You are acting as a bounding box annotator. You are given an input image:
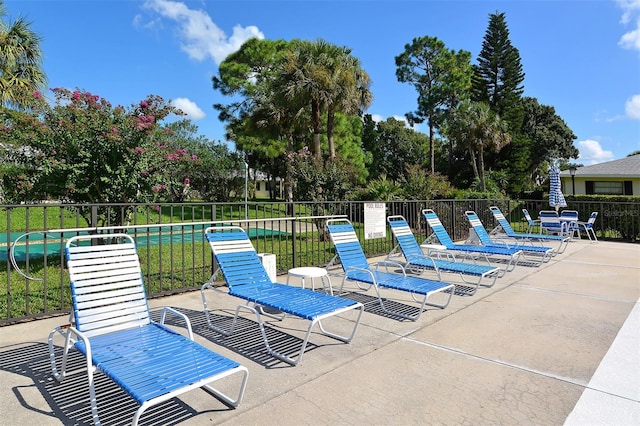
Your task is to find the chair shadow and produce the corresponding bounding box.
[331,289,444,321]
[151,307,319,369]
[0,341,206,426]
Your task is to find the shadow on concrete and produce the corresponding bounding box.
[151,308,319,369]
[0,342,205,425]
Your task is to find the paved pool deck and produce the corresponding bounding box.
[1,238,638,425]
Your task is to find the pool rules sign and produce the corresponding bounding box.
[364,202,386,240]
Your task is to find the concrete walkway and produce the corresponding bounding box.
[1,239,638,425]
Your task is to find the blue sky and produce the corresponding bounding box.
[6,0,640,164]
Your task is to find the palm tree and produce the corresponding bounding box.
[325,48,372,159]
[283,39,350,160]
[444,100,511,191]
[472,102,511,191]
[0,1,47,110]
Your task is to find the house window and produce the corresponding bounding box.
[256,182,261,191]
[592,181,624,195]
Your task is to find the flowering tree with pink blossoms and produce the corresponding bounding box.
[1,88,197,227]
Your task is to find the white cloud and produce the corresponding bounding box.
[577,139,615,165]
[172,97,205,120]
[617,0,640,24]
[616,0,640,50]
[619,27,640,49]
[142,0,264,64]
[625,94,640,119]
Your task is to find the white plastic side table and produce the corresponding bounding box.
[287,267,333,295]
[420,243,449,260]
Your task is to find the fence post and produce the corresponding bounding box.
[291,210,298,268]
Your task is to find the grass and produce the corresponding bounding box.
[0,202,305,235]
[0,221,354,321]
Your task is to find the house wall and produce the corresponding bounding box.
[254,179,283,199]
[561,177,640,196]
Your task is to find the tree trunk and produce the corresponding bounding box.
[311,100,322,159]
[479,147,487,192]
[327,107,336,159]
[469,149,480,180]
[429,122,435,174]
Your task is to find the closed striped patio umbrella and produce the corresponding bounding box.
[549,166,567,210]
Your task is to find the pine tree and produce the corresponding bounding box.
[472,11,525,119]
[473,11,527,195]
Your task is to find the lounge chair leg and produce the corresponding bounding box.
[48,324,74,382]
[316,304,364,343]
[200,366,249,408]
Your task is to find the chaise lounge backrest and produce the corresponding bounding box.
[67,234,151,337]
[205,228,274,290]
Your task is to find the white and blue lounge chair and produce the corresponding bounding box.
[326,218,455,321]
[386,215,500,295]
[522,208,541,233]
[48,234,249,426]
[489,206,570,254]
[577,211,599,241]
[201,226,364,366]
[421,209,523,274]
[465,211,555,264]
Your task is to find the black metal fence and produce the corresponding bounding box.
[2,199,638,324]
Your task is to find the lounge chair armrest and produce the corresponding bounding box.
[407,253,439,269]
[374,260,407,276]
[491,236,514,248]
[345,265,377,281]
[160,307,194,340]
[495,236,519,245]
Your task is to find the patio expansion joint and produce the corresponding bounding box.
[560,259,640,270]
[511,283,633,304]
[402,336,589,388]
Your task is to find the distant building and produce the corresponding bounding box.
[253,169,283,199]
[231,168,284,200]
[560,155,640,196]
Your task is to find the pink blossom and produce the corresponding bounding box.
[153,186,160,193]
[160,184,166,190]
[34,91,41,99]
[112,127,118,134]
[154,205,161,212]
[191,155,198,160]
[140,100,149,108]
[135,147,143,154]
[72,91,81,101]
[183,178,190,185]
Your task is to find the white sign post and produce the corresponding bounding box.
[364,202,386,240]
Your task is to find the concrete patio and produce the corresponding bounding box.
[1,238,638,425]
